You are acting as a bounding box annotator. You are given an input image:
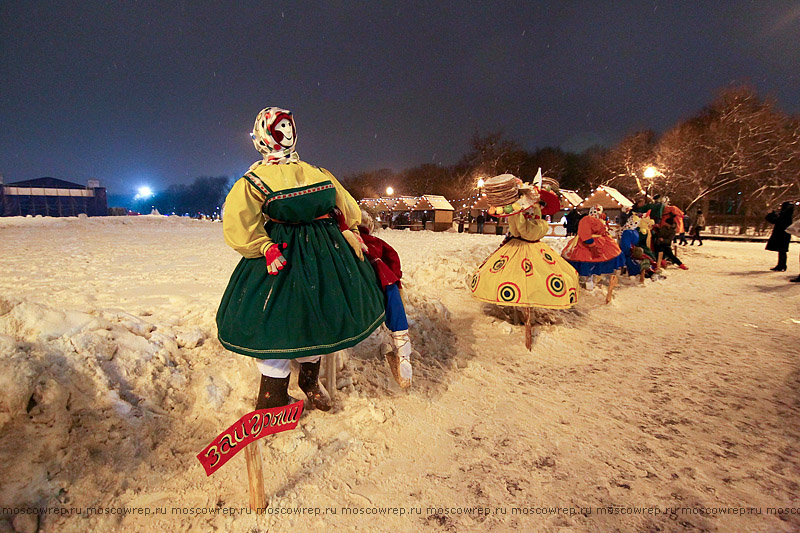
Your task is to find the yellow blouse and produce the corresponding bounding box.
[222,161,362,258]
[507,206,549,242]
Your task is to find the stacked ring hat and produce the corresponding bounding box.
[484,174,537,217]
[484,174,561,218]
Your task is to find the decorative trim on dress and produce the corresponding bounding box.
[265,182,335,206]
[218,311,386,357]
[244,172,273,196]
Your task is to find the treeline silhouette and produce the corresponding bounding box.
[133,85,799,221]
[340,85,800,218]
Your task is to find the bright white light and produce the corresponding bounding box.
[643,166,658,179]
[135,186,153,200]
[386,186,394,196]
[477,178,485,188]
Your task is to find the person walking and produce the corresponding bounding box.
[476,212,486,234]
[765,201,794,272]
[690,209,705,246]
[678,212,691,245]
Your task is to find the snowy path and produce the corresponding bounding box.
[1,217,799,532]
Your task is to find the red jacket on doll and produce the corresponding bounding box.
[358,225,403,288]
[331,208,402,288]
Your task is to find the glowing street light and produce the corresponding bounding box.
[643,166,658,179]
[135,186,154,200]
[386,186,394,196]
[477,177,485,189]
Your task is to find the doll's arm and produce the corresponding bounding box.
[222,178,274,258]
[322,168,362,231]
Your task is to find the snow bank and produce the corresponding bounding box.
[1,217,798,532]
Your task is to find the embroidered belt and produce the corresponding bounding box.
[510,235,542,244]
[268,213,331,224]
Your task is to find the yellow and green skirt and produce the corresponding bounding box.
[469,238,579,309]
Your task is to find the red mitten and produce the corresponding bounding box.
[265,243,288,275]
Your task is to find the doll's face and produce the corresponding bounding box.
[273,118,295,147]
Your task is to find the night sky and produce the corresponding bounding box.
[2,1,799,195]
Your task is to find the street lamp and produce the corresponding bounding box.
[641,166,661,199]
[477,178,485,189]
[386,186,394,196]
[134,186,153,201]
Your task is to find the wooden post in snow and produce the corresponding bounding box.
[524,307,533,351]
[244,437,266,511]
[325,351,337,401]
[656,251,664,272]
[606,274,618,304]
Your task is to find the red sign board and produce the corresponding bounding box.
[197,401,304,476]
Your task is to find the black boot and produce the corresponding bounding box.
[791,276,800,283]
[298,360,332,412]
[255,375,297,410]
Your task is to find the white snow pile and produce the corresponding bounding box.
[2,216,799,532]
[0,218,459,521]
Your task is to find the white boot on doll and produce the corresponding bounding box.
[383,330,413,389]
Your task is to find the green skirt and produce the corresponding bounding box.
[217,218,385,359]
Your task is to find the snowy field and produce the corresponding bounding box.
[1,215,799,532]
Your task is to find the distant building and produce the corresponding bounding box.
[0,176,108,217]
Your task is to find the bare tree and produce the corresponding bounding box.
[599,130,657,195]
[657,86,800,213]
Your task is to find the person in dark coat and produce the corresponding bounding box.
[653,216,688,270]
[619,207,632,229]
[678,213,691,245]
[690,209,705,246]
[765,201,794,271]
[476,213,486,234]
[565,208,581,236]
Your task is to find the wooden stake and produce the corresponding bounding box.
[325,351,337,401]
[656,251,664,272]
[606,274,618,304]
[639,268,646,284]
[244,441,266,511]
[524,307,533,351]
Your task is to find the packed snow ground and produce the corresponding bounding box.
[1,215,799,532]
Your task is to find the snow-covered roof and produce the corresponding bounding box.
[600,186,634,207]
[379,197,398,210]
[422,195,454,211]
[413,197,434,210]
[358,198,380,209]
[395,196,419,210]
[360,195,453,211]
[559,189,583,208]
[580,185,633,209]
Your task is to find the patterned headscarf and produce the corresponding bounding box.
[588,206,603,218]
[251,107,300,165]
[622,213,641,231]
